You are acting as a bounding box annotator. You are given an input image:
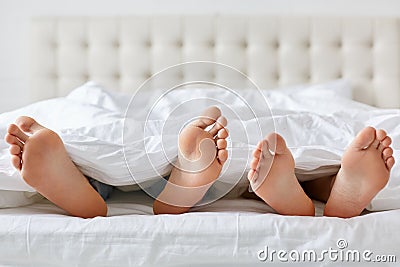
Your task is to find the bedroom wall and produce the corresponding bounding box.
[1,0,400,113]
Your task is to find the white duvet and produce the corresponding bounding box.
[0,81,399,211]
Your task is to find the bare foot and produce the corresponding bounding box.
[153,106,229,214]
[324,127,395,218]
[248,133,314,216]
[5,116,107,218]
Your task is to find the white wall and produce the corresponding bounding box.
[1,0,400,113]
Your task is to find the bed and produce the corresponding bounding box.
[1,16,400,266]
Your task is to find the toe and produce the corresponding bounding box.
[386,157,395,171]
[378,143,385,153]
[216,139,227,149]
[209,116,227,136]
[252,148,261,159]
[382,147,393,161]
[252,142,263,159]
[7,124,29,142]
[9,145,21,155]
[250,157,260,169]
[217,149,228,164]
[376,129,387,142]
[11,155,21,170]
[381,136,392,147]
[378,135,392,152]
[260,140,272,158]
[351,126,376,150]
[247,169,258,182]
[5,134,24,148]
[191,106,221,129]
[15,116,44,133]
[265,133,288,155]
[255,140,263,150]
[217,128,229,139]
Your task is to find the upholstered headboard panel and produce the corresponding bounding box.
[30,16,400,108]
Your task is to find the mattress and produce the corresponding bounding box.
[0,189,399,267]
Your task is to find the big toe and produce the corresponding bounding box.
[15,116,44,133]
[350,126,376,150]
[191,106,222,129]
[265,133,288,155]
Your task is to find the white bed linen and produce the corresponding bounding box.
[0,80,353,192]
[0,189,399,267]
[0,80,400,211]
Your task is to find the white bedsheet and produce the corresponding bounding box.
[0,81,400,211]
[0,189,398,267]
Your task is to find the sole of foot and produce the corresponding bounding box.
[153,106,229,214]
[248,133,314,216]
[324,127,394,218]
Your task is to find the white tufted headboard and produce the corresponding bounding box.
[30,16,400,108]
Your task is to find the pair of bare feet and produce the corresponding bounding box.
[247,127,394,217]
[4,107,395,218]
[153,107,395,218]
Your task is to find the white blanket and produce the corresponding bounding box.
[0,81,399,211]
